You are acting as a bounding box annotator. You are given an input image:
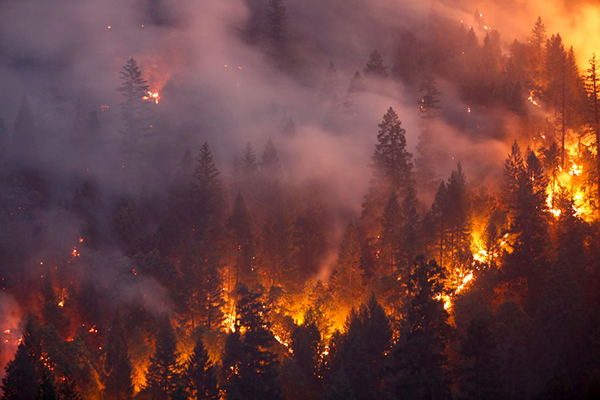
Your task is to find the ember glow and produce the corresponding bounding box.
[142,91,160,104]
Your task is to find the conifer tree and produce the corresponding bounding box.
[362,107,414,247]
[363,49,388,78]
[145,317,181,399]
[260,137,282,187]
[444,163,472,282]
[1,343,39,400]
[457,318,504,400]
[185,335,219,400]
[192,142,224,257]
[398,185,420,283]
[241,142,259,177]
[329,294,391,400]
[503,145,550,313]
[533,191,587,398]
[329,221,363,309]
[104,316,134,400]
[530,17,547,96]
[222,285,282,400]
[428,180,448,268]
[291,321,321,391]
[391,256,452,400]
[347,71,364,94]
[416,76,441,197]
[232,142,259,203]
[117,58,153,151]
[194,142,222,198]
[202,256,225,331]
[372,107,413,193]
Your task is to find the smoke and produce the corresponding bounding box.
[0,0,592,352]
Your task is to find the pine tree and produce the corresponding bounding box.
[260,137,282,187]
[347,71,364,94]
[503,146,550,314]
[444,163,472,285]
[1,343,40,400]
[185,335,219,400]
[192,142,224,257]
[456,318,504,400]
[117,58,153,151]
[363,49,388,78]
[291,321,321,391]
[145,317,181,399]
[104,316,134,400]
[329,221,364,309]
[241,142,259,177]
[530,17,547,96]
[362,107,414,248]
[398,185,420,284]
[372,107,413,192]
[482,30,503,76]
[416,76,441,198]
[428,180,449,269]
[202,256,225,331]
[533,190,587,398]
[391,256,452,400]
[195,142,221,197]
[502,141,525,212]
[329,294,392,400]
[539,141,561,200]
[233,142,259,196]
[222,285,282,400]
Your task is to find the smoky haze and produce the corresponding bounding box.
[0,0,588,373]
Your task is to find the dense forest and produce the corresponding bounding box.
[2,0,600,399]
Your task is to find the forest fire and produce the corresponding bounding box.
[142,91,160,104]
[3,1,600,399]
